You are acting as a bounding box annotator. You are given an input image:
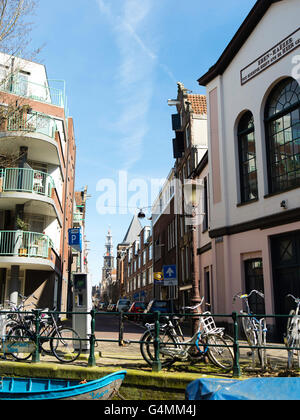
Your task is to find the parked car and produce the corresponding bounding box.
[127,301,147,321]
[116,299,131,313]
[142,300,175,324]
[97,302,106,311]
[107,303,117,312]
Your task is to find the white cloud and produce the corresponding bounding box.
[97,0,175,170]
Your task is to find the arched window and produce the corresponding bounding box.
[238,111,258,203]
[265,78,300,193]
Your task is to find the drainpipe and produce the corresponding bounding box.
[60,118,71,311]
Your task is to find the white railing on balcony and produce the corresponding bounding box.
[0,231,53,259]
[6,111,57,139]
[0,77,64,108]
[0,168,54,198]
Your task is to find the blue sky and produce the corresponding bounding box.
[30,0,257,286]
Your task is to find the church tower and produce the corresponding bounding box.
[100,228,115,302]
[103,228,114,271]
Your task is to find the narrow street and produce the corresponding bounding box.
[94,313,146,342]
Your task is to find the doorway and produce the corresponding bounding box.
[271,231,300,338]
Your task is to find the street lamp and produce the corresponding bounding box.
[137,209,146,219]
[184,179,205,334]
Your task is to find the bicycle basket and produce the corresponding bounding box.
[200,312,224,335]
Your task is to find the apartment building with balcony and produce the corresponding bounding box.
[0,53,76,312]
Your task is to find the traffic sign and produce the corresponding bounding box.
[68,228,82,252]
[163,265,177,286]
[154,272,164,285]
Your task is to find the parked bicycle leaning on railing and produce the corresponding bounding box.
[284,294,300,370]
[140,298,234,372]
[0,297,82,364]
[233,290,268,369]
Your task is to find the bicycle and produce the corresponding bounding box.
[233,289,267,369]
[140,298,234,372]
[5,307,82,363]
[284,294,300,370]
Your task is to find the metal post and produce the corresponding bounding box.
[32,309,41,363]
[152,311,161,372]
[232,311,241,378]
[191,221,201,335]
[119,311,124,346]
[88,309,96,367]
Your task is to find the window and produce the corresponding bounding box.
[16,72,28,96]
[265,78,300,193]
[185,124,190,148]
[238,111,258,202]
[185,247,189,280]
[244,259,265,315]
[203,177,208,231]
[167,220,176,250]
[149,244,152,260]
[144,227,151,244]
[142,271,146,287]
[148,266,153,284]
[204,269,211,307]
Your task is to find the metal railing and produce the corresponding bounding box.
[0,231,53,258]
[0,77,64,108]
[0,309,299,377]
[0,168,55,198]
[6,111,57,139]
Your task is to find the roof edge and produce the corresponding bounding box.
[197,0,283,86]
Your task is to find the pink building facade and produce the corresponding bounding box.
[198,0,300,338]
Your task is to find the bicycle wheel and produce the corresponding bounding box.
[50,327,82,363]
[257,319,267,369]
[140,329,177,368]
[7,325,35,361]
[286,310,296,340]
[286,310,300,369]
[241,314,257,348]
[39,323,53,355]
[206,334,234,372]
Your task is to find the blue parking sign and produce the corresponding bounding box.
[68,228,82,252]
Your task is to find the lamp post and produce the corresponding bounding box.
[184,179,204,335]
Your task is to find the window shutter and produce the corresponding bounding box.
[171,114,181,131]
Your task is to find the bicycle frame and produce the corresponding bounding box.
[144,300,224,361]
[233,290,267,369]
[285,294,300,369]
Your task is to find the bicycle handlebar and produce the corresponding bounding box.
[233,289,264,302]
[286,294,300,304]
[182,297,205,311]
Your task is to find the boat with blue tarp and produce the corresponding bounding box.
[186,377,300,400]
[0,370,126,400]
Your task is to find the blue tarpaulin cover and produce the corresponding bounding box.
[186,377,300,400]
